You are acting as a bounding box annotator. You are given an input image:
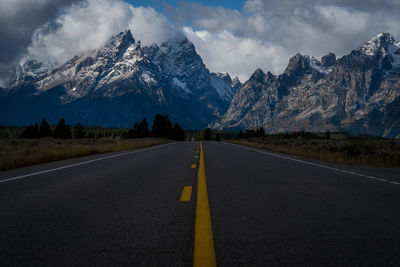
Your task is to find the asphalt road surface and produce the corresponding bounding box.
[1,141,400,266]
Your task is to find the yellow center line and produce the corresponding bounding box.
[194,155,199,159]
[191,163,197,169]
[193,141,216,267]
[180,186,192,202]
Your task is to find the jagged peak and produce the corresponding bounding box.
[116,30,135,43]
[232,76,241,84]
[93,29,138,61]
[286,53,311,65]
[369,32,395,44]
[216,72,230,78]
[253,68,265,75]
[283,53,335,76]
[358,32,398,56]
[159,37,195,55]
[321,52,336,67]
[105,30,135,50]
[288,53,321,64]
[214,72,232,84]
[284,53,311,76]
[292,53,304,59]
[249,68,266,81]
[265,71,275,79]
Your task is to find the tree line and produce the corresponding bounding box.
[237,128,333,140]
[238,127,265,139]
[21,114,185,141]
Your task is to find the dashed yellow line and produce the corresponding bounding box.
[180,186,192,202]
[191,163,197,169]
[194,155,199,159]
[193,142,216,267]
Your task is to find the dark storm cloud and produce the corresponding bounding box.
[0,0,83,83]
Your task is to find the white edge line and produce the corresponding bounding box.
[225,142,399,185]
[0,142,175,184]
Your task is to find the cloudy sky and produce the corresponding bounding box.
[1,0,400,84]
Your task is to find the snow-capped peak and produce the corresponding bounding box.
[9,59,54,86]
[358,32,398,56]
[109,30,135,48]
[96,30,136,61]
[355,32,400,72]
[284,53,333,77]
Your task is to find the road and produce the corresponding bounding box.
[1,141,400,266]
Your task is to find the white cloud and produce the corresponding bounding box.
[24,0,181,66]
[5,0,400,85]
[183,27,290,81]
[166,0,400,81]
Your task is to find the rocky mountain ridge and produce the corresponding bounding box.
[212,32,400,138]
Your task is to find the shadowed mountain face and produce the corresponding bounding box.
[1,30,239,129]
[211,33,400,138]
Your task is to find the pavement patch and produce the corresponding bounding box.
[227,142,400,187]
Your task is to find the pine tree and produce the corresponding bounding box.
[74,123,85,139]
[172,123,185,141]
[55,118,72,139]
[22,123,40,138]
[152,114,172,138]
[33,123,40,138]
[39,118,51,137]
[138,119,150,137]
[238,130,244,139]
[22,124,35,138]
[215,133,221,141]
[204,128,212,140]
[325,129,331,139]
[258,127,265,137]
[127,122,139,138]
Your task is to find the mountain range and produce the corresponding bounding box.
[212,32,400,138]
[1,31,400,137]
[1,30,238,129]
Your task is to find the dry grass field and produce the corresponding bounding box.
[0,138,170,171]
[230,137,400,168]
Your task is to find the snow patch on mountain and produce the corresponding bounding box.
[357,32,400,73]
[306,55,334,74]
[141,72,157,85]
[359,32,395,56]
[173,77,190,93]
